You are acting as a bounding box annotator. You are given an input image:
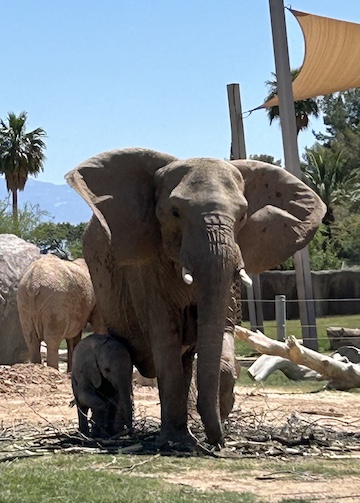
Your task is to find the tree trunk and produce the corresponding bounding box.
[235,325,360,390]
[12,189,18,225]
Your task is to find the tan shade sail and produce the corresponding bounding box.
[260,9,360,109]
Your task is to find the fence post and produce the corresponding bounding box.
[275,294,286,341]
[268,0,319,351]
[227,83,264,333]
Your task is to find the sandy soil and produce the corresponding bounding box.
[1,362,360,502]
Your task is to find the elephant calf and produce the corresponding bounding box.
[71,333,133,438]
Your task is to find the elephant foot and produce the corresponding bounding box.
[157,426,197,452]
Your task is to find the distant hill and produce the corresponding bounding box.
[0,178,92,224]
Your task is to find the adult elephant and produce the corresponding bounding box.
[66,148,326,447]
[17,254,105,372]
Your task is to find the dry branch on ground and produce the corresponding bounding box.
[235,325,360,390]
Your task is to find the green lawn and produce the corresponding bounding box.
[1,454,359,503]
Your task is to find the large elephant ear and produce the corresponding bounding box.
[66,148,177,264]
[231,159,326,274]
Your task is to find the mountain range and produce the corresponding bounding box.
[0,178,92,225]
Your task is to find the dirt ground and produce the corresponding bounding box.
[1,362,360,502]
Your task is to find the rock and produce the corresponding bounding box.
[248,354,322,381]
[331,346,360,364]
[327,327,360,350]
[0,234,40,364]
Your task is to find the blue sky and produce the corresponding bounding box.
[1,1,359,185]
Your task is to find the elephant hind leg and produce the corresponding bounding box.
[28,335,42,365]
[21,319,41,364]
[45,339,60,370]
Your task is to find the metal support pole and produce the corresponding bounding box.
[275,294,286,341]
[227,83,247,160]
[227,83,264,333]
[268,0,318,350]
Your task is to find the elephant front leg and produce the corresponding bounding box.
[148,310,196,449]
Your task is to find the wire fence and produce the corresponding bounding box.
[239,296,360,345]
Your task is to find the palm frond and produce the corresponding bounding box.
[0,111,47,217]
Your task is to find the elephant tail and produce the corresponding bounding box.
[17,286,43,342]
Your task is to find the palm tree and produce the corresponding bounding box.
[0,112,46,223]
[264,69,320,135]
[302,145,360,237]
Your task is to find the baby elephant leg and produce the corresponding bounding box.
[77,403,90,436]
[79,392,108,438]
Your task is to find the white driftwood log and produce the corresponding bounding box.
[235,325,360,390]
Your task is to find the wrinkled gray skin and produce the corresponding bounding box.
[66,148,326,447]
[71,333,133,438]
[0,234,40,365]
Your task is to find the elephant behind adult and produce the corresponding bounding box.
[17,254,105,372]
[0,234,41,365]
[66,148,326,447]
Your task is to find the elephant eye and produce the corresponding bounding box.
[172,208,180,218]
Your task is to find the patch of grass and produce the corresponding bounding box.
[1,454,359,503]
[0,455,256,503]
[235,368,324,392]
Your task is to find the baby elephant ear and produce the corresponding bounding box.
[66,148,176,264]
[231,159,326,274]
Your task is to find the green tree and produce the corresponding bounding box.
[0,112,46,223]
[274,226,342,271]
[302,145,360,234]
[315,90,360,177]
[308,227,342,270]
[317,88,360,141]
[0,197,85,259]
[0,197,51,239]
[30,221,86,259]
[249,154,282,166]
[332,211,360,267]
[264,68,320,135]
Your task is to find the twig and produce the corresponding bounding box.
[118,453,161,472]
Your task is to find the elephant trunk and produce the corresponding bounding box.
[186,214,243,445]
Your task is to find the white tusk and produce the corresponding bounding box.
[182,267,193,285]
[239,268,253,288]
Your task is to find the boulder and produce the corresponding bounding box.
[327,327,360,351]
[332,345,360,364]
[0,234,40,364]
